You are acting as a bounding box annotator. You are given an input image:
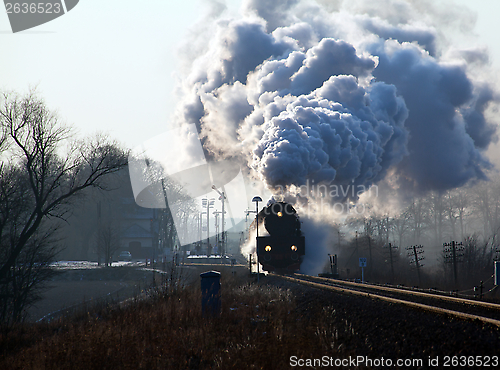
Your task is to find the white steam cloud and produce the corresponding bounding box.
[172,0,499,272]
[176,0,497,197]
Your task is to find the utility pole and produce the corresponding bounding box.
[245,211,250,239]
[202,198,215,255]
[367,234,373,275]
[443,241,464,287]
[364,220,373,270]
[244,208,257,274]
[407,245,425,286]
[213,211,220,253]
[198,213,202,253]
[345,230,359,269]
[252,196,262,282]
[389,242,395,281]
[386,216,390,245]
[212,186,227,256]
[97,201,101,266]
[385,242,398,283]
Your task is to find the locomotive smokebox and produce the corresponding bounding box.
[263,202,301,237]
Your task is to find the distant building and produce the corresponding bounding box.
[119,198,158,259]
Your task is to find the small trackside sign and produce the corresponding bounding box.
[359,257,367,267]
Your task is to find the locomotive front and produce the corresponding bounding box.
[257,202,305,272]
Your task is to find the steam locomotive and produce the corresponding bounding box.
[257,202,305,272]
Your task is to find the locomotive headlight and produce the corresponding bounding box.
[277,211,283,217]
[291,245,298,251]
[265,245,272,252]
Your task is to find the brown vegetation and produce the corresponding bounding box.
[1,269,500,369]
[1,270,303,369]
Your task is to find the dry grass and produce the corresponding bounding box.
[0,271,328,369]
[3,268,499,369]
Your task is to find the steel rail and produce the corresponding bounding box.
[301,274,500,311]
[279,274,500,328]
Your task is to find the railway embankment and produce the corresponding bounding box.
[1,269,499,369]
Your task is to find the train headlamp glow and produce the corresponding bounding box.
[291,245,298,251]
[277,211,283,217]
[265,245,272,252]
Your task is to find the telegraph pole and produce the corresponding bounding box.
[385,242,398,283]
[389,242,395,281]
[407,245,425,286]
[252,196,262,282]
[443,241,464,287]
[213,211,220,253]
[367,234,373,275]
[202,198,215,255]
[212,186,226,256]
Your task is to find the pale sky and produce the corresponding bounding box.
[1,0,499,149]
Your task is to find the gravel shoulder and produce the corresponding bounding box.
[266,275,500,359]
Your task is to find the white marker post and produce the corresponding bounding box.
[495,261,500,286]
[359,257,367,283]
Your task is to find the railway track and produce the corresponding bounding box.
[276,273,500,327]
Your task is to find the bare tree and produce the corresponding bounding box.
[0,89,128,327]
[390,210,412,247]
[445,187,470,241]
[0,119,7,153]
[472,180,500,238]
[428,191,446,247]
[0,224,60,327]
[95,221,121,267]
[59,167,134,261]
[406,197,428,245]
